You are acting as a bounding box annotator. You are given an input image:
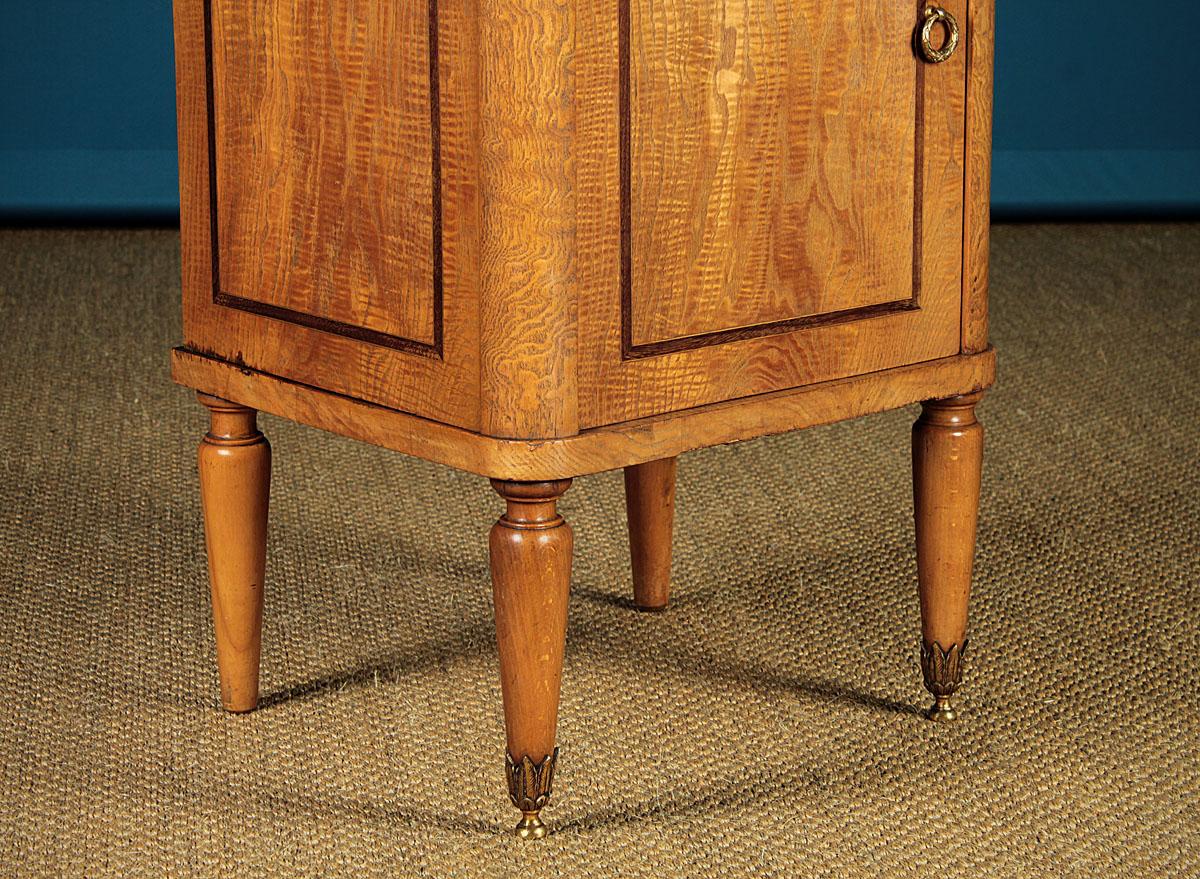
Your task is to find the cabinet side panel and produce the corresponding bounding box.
[210,0,436,346]
[174,0,215,348]
[173,0,481,430]
[962,0,993,354]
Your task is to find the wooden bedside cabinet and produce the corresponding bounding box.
[171,0,995,836]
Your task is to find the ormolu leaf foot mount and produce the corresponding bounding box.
[921,640,968,722]
[505,748,558,839]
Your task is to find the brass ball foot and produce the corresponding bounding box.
[926,696,958,722]
[514,811,548,839]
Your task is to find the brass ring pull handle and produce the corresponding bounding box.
[916,6,960,63]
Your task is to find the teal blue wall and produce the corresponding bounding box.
[990,2,1200,216]
[2,1,1198,219]
[0,2,178,219]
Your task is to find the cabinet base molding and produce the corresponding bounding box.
[173,347,995,482]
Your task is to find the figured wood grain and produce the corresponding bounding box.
[627,0,917,347]
[577,0,968,428]
[210,0,437,345]
[962,0,994,354]
[477,0,579,438]
[173,347,995,481]
[174,0,480,429]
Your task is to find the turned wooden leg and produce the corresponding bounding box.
[489,479,573,839]
[197,393,270,713]
[624,457,677,611]
[912,392,984,722]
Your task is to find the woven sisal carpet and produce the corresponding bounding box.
[0,224,1197,877]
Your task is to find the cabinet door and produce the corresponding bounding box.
[578,0,969,427]
[174,0,480,428]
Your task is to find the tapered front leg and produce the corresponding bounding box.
[197,393,271,713]
[912,392,984,722]
[489,479,573,838]
[624,457,677,611]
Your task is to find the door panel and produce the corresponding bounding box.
[629,0,917,347]
[578,0,967,427]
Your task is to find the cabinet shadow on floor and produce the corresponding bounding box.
[570,585,925,718]
[253,623,495,710]
[246,601,922,720]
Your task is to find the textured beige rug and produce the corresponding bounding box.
[0,224,1197,877]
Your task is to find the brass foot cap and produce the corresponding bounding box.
[927,697,958,722]
[514,812,548,840]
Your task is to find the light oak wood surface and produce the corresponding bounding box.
[489,480,573,763]
[913,393,983,651]
[176,0,985,437]
[962,0,995,354]
[477,0,579,439]
[628,0,916,345]
[576,0,968,427]
[197,393,271,712]
[174,0,481,429]
[624,458,677,610]
[211,0,436,345]
[171,0,997,834]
